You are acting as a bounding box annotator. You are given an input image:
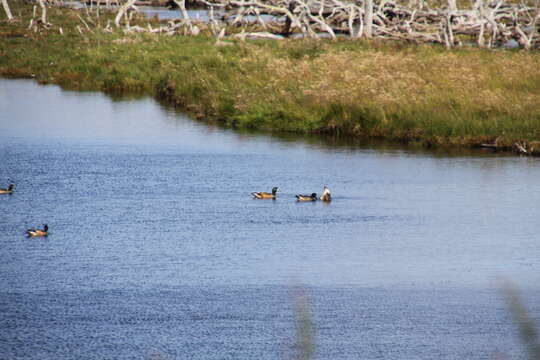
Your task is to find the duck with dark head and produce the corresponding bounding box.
[295,192,318,202]
[0,184,14,194]
[26,224,48,237]
[251,187,279,199]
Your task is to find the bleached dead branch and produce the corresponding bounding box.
[185,0,539,48]
[43,0,539,49]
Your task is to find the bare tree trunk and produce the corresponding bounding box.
[282,2,295,36]
[208,5,221,35]
[364,0,373,38]
[1,0,13,20]
[348,5,355,38]
[37,0,47,24]
[115,0,136,27]
[447,0,457,11]
[475,0,484,47]
[173,0,190,23]
[173,0,200,35]
[446,13,454,46]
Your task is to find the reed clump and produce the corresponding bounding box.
[1,3,539,152]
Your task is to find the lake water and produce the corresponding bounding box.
[137,6,276,23]
[139,7,217,21]
[0,79,539,360]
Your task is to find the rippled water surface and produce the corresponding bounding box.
[1,79,539,359]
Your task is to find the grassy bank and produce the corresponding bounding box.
[1,3,540,153]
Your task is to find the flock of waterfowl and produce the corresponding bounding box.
[252,185,332,202]
[1,183,331,238]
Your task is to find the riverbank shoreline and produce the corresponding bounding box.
[1,3,539,156]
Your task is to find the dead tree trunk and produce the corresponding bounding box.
[37,0,48,24]
[173,0,190,22]
[364,0,373,38]
[1,0,14,20]
[281,2,295,37]
[115,0,136,27]
[172,0,200,35]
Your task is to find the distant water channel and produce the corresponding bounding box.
[138,6,276,23]
[139,7,216,21]
[1,79,539,360]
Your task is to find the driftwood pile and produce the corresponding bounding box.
[4,0,538,48]
[187,0,540,49]
[113,0,540,49]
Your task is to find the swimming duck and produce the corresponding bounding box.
[320,185,332,202]
[251,187,279,199]
[0,184,14,194]
[26,224,48,237]
[295,193,318,202]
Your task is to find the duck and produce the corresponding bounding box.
[295,193,318,202]
[26,224,48,237]
[320,185,332,202]
[251,187,279,199]
[0,184,14,194]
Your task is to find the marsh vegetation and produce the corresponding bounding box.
[1,1,540,153]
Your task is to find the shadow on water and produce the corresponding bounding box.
[154,99,517,159]
[501,281,540,360]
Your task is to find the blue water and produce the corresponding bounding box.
[0,79,539,359]
[139,7,218,21]
[138,6,275,22]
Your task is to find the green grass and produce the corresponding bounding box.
[1,2,540,152]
